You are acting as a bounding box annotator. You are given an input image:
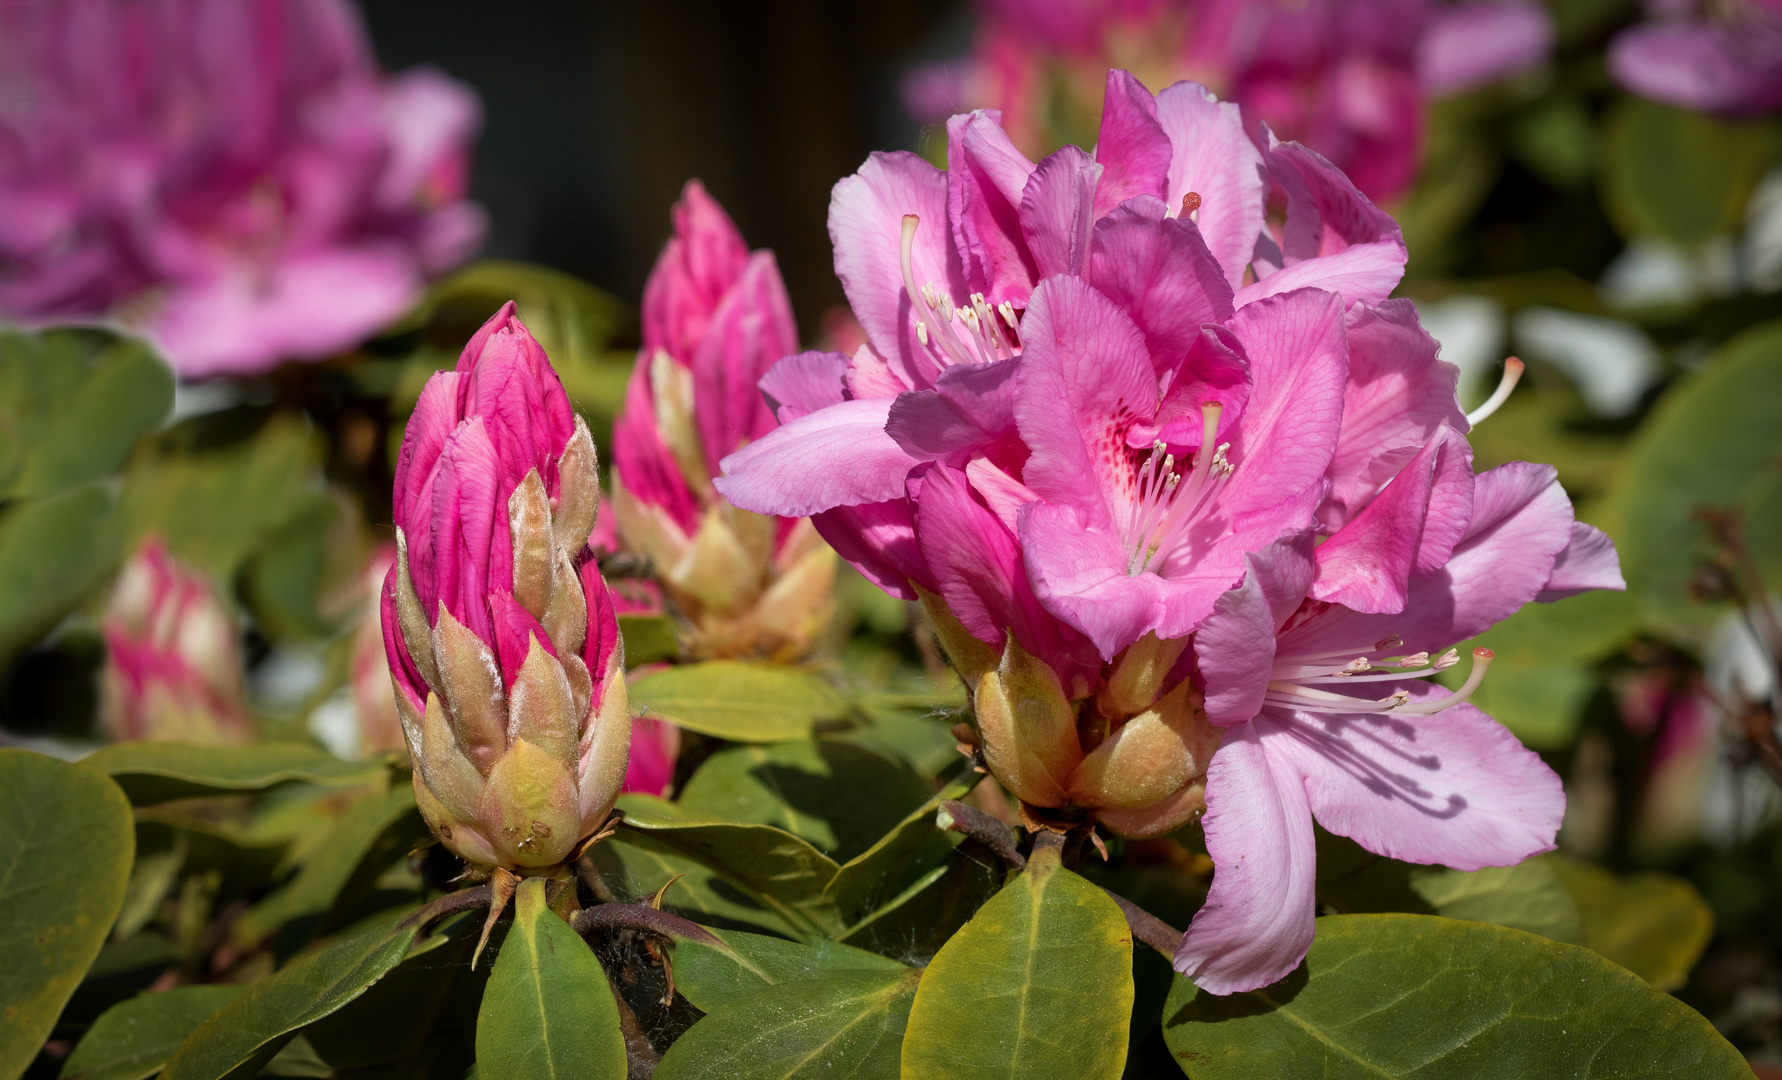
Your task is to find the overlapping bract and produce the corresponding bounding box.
[907,0,1552,202]
[0,0,485,377]
[383,303,629,874]
[101,538,255,745]
[611,180,835,660]
[719,71,1626,994]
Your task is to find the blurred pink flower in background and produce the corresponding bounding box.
[101,537,255,744]
[351,542,407,756]
[908,0,1552,202]
[1610,0,1782,114]
[0,0,485,378]
[622,717,681,796]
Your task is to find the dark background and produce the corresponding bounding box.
[358,0,967,338]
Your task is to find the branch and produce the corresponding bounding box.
[572,902,724,947]
[1100,887,1182,958]
[396,884,492,934]
[936,799,1025,868]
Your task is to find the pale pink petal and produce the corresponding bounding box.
[1020,145,1103,280]
[1197,538,1316,727]
[1174,723,1318,995]
[1154,80,1266,292]
[715,399,916,518]
[886,357,1019,462]
[845,343,912,400]
[759,350,848,423]
[1536,523,1625,602]
[948,110,1038,306]
[1418,0,1554,98]
[1261,699,1563,870]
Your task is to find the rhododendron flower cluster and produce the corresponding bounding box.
[719,71,1625,993]
[383,303,630,875]
[907,0,1552,202]
[611,181,836,661]
[101,537,256,745]
[1610,0,1782,114]
[0,0,485,378]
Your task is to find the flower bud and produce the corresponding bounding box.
[383,302,630,874]
[101,538,255,745]
[611,181,835,660]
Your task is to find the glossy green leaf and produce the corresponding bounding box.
[0,327,172,501]
[0,751,135,1080]
[629,661,847,742]
[654,968,919,1080]
[615,795,842,938]
[834,850,1003,960]
[475,878,626,1080]
[670,927,905,1014]
[901,844,1133,1080]
[0,483,118,664]
[676,739,932,860]
[617,613,680,665]
[1548,855,1714,990]
[824,767,977,921]
[83,742,385,805]
[1604,319,1782,630]
[1409,859,1585,944]
[158,907,435,1080]
[59,986,241,1080]
[1601,98,1779,245]
[1162,913,1748,1078]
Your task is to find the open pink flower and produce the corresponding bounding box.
[610,181,834,660]
[1610,0,1782,114]
[1179,461,1623,993]
[0,0,484,377]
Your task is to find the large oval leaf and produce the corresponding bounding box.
[1162,913,1748,1078]
[1547,855,1714,990]
[475,878,626,1080]
[83,742,385,805]
[629,661,846,741]
[654,969,919,1080]
[0,750,135,1080]
[670,927,905,1014]
[59,986,240,1080]
[901,843,1134,1080]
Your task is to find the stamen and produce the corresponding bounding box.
[1399,652,1429,668]
[998,302,1018,328]
[1391,648,1494,715]
[1466,358,1524,426]
[900,215,975,367]
[1375,635,1404,651]
[1432,648,1460,671]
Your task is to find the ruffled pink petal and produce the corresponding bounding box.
[948,110,1038,306]
[1091,69,1172,217]
[1174,722,1318,995]
[428,415,499,642]
[392,369,462,538]
[811,498,931,601]
[1020,145,1103,280]
[1197,537,1316,727]
[1154,80,1267,293]
[692,250,799,471]
[1536,523,1625,602]
[829,151,962,390]
[611,359,701,536]
[715,399,917,518]
[759,350,848,422]
[886,357,1019,463]
[1237,141,1406,307]
[1088,196,1236,378]
[1261,697,1563,870]
[1136,324,1250,451]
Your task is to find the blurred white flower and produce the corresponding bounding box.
[1513,307,1661,417]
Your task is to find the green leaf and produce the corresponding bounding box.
[0,327,172,501]
[83,742,386,805]
[823,768,977,922]
[629,661,847,741]
[1601,98,1780,245]
[675,739,932,860]
[1162,913,1748,1078]
[618,613,680,665]
[1547,854,1714,990]
[670,927,906,1014]
[901,844,1133,1080]
[229,785,424,946]
[1409,859,1585,944]
[1457,588,1638,749]
[834,852,1002,960]
[475,878,626,1080]
[581,836,801,938]
[158,907,435,1080]
[0,483,118,664]
[654,969,919,1080]
[59,986,241,1080]
[0,750,136,1080]
[614,795,842,938]
[1603,318,1782,631]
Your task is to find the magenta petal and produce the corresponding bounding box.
[1141,325,1251,450]
[1174,723,1318,995]
[1013,275,1156,529]
[429,416,500,642]
[380,572,428,714]
[612,360,701,535]
[715,399,917,518]
[1088,196,1236,377]
[1154,80,1266,293]
[622,718,680,797]
[581,558,622,691]
[1221,288,1349,517]
[829,151,962,390]
[1240,142,1406,307]
[845,343,911,400]
[948,110,1039,306]
[393,369,462,535]
[1322,300,1468,531]
[490,588,555,689]
[760,350,848,422]
[692,250,799,470]
[1536,523,1625,602]
[1091,69,1172,217]
[1197,538,1316,727]
[1263,699,1563,870]
[1019,501,1162,660]
[1020,145,1103,280]
[812,498,930,601]
[886,357,1018,462]
[642,180,750,362]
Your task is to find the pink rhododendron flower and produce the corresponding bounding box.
[383,302,629,873]
[1610,0,1782,113]
[350,543,407,756]
[909,0,1552,202]
[622,717,682,797]
[611,181,835,660]
[0,0,485,377]
[102,538,255,744]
